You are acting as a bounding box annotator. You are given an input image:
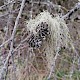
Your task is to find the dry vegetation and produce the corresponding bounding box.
[0,0,80,80]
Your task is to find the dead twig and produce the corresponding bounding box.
[0,0,15,10]
[47,52,59,80]
[62,2,80,19]
[0,8,20,18]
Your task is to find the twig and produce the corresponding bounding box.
[29,0,61,8]
[68,41,79,80]
[0,9,20,48]
[30,0,33,19]
[47,52,59,80]
[23,0,80,20]
[0,38,12,48]
[62,2,80,19]
[7,0,17,79]
[69,58,75,80]
[78,57,80,71]
[0,0,26,79]
[0,8,20,18]
[0,0,15,10]
[12,34,31,53]
[0,0,14,79]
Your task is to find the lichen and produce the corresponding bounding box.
[26,11,76,70]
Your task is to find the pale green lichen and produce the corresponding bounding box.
[26,11,76,70]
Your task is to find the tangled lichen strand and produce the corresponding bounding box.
[26,11,73,69]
